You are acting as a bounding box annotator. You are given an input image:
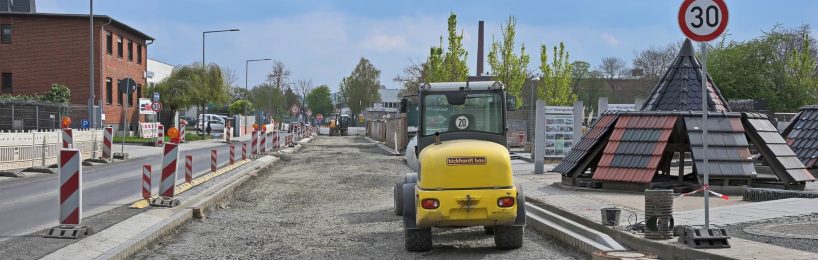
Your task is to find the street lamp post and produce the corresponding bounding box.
[200,28,239,138]
[245,58,272,134]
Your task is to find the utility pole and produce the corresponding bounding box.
[89,0,95,129]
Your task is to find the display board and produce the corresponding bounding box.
[544,106,574,157]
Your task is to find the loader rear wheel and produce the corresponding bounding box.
[484,226,495,235]
[404,228,432,251]
[494,225,523,249]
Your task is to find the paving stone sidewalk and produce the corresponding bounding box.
[510,159,818,259]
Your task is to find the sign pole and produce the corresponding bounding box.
[701,41,710,228]
[679,0,728,230]
[122,80,128,155]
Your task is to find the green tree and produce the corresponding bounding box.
[571,61,591,88]
[306,85,334,116]
[709,25,818,112]
[442,12,469,82]
[188,64,231,135]
[249,83,285,119]
[540,43,575,105]
[340,57,382,116]
[228,99,254,115]
[424,41,446,82]
[41,84,71,103]
[488,16,530,105]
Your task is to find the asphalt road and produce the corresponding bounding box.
[136,136,583,259]
[0,137,262,241]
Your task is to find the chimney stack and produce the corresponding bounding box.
[477,21,484,76]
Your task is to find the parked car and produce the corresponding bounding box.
[196,114,226,133]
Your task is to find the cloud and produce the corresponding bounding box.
[362,33,408,52]
[600,32,620,47]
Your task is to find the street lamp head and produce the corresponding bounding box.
[229,29,240,31]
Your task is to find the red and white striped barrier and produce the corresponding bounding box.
[211,149,217,173]
[251,130,258,156]
[180,124,186,143]
[273,131,280,151]
[142,164,151,200]
[260,130,267,154]
[59,149,82,225]
[156,124,165,147]
[225,127,232,143]
[230,145,235,165]
[102,127,112,160]
[62,128,73,149]
[242,143,247,160]
[185,155,193,183]
[159,143,179,198]
[678,184,730,200]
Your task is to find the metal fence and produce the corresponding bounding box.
[0,129,102,171]
[0,101,100,131]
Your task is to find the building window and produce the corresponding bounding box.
[127,40,133,61]
[0,24,10,44]
[105,78,112,104]
[117,36,123,58]
[137,45,142,64]
[1,73,11,93]
[106,32,112,54]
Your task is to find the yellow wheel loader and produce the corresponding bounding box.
[395,81,525,251]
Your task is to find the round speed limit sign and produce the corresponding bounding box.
[678,0,729,42]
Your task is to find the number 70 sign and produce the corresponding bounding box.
[678,0,729,42]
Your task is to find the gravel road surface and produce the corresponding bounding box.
[136,136,583,259]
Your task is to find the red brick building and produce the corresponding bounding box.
[0,12,153,130]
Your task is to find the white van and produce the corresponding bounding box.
[197,114,226,133]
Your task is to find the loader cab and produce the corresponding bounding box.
[417,81,512,154]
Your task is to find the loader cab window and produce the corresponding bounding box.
[422,92,503,136]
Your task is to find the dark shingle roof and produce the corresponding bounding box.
[783,106,818,169]
[641,39,729,112]
[553,112,619,175]
[684,114,754,178]
[593,114,677,183]
[745,113,814,182]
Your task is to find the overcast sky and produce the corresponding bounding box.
[39,0,818,92]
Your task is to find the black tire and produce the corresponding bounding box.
[405,228,432,251]
[484,226,495,235]
[394,182,403,216]
[494,225,524,249]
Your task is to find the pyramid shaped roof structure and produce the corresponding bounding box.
[640,39,730,112]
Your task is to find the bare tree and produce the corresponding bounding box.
[394,59,427,98]
[597,56,627,80]
[295,79,314,107]
[632,42,681,80]
[266,61,291,89]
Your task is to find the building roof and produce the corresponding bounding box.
[0,12,153,40]
[641,39,729,112]
[379,88,401,103]
[553,112,618,175]
[747,113,814,182]
[593,114,677,183]
[783,106,818,169]
[684,114,755,178]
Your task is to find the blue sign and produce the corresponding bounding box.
[81,119,90,129]
[153,92,160,102]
